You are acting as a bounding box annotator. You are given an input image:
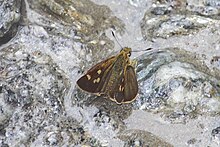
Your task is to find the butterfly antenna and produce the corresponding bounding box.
[111,31,123,49]
[132,47,153,52]
[111,31,153,52]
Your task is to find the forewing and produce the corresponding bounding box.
[108,65,138,104]
[77,56,115,94]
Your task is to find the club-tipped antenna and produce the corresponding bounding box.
[111,31,123,49]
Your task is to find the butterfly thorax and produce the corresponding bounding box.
[101,48,131,94]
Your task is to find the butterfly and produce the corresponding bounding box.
[76,47,138,104]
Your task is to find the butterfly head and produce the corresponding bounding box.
[120,47,131,57]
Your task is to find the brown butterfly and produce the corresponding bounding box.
[76,47,138,104]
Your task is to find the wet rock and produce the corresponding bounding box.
[141,12,214,40]
[27,0,124,50]
[211,126,220,144]
[141,0,220,40]
[0,0,127,146]
[39,116,101,146]
[0,48,68,109]
[187,0,220,17]
[10,0,125,75]
[0,47,102,146]
[118,129,173,147]
[0,47,69,146]
[0,0,21,45]
[134,48,220,123]
[1,0,220,146]
[73,91,132,132]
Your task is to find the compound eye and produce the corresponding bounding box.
[128,51,131,57]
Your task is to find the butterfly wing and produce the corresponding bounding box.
[77,56,115,94]
[123,65,138,103]
[108,65,138,104]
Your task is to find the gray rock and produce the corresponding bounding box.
[0,0,21,45]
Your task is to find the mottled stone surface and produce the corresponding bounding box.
[0,0,21,45]
[119,129,172,147]
[135,48,220,122]
[0,0,220,146]
[141,0,220,40]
